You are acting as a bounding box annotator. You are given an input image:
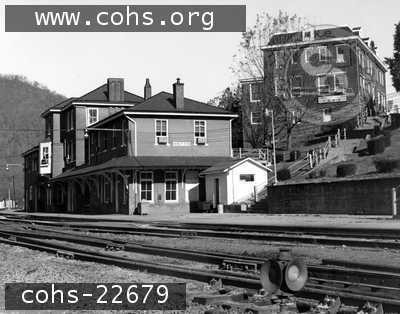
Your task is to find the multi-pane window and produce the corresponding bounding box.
[140,172,153,201]
[155,120,168,144]
[317,75,330,95]
[291,76,303,97]
[336,45,345,63]
[305,48,313,63]
[250,112,262,125]
[291,49,301,64]
[41,146,49,166]
[319,46,329,63]
[87,108,99,126]
[250,82,262,102]
[334,73,347,92]
[165,171,178,201]
[194,120,206,138]
[317,73,347,95]
[66,110,74,131]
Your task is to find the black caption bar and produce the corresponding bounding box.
[5,283,186,310]
[5,5,246,32]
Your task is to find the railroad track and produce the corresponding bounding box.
[2,215,400,250]
[0,221,399,311]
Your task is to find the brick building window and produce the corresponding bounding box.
[291,76,303,97]
[319,46,329,63]
[305,48,313,63]
[250,112,262,125]
[165,171,178,201]
[317,75,329,95]
[250,83,262,102]
[140,172,153,201]
[336,45,345,63]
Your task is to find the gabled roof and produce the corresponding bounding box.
[201,157,272,175]
[41,97,75,117]
[125,92,233,115]
[76,83,143,103]
[21,145,39,157]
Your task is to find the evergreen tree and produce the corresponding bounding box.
[385,22,400,91]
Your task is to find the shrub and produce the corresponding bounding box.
[307,169,326,179]
[277,168,291,181]
[367,135,385,155]
[336,164,357,177]
[381,130,392,147]
[374,159,400,173]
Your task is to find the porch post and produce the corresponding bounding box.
[128,170,136,215]
[115,173,119,214]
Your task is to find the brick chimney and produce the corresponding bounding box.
[144,78,152,100]
[173,78,184,110]
[107,78,124,102]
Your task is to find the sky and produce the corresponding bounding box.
[0,0,399,102]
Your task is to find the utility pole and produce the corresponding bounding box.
[6,163,23,209]
[265,108,278,184]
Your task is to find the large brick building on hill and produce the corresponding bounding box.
[241,26,387,150]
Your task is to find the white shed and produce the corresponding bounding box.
[201,158,271,208]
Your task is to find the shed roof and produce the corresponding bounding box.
[51,156,233,181]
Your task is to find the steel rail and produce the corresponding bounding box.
[0,230,399,310]
[4,213,400,240]
[2,217,400,250]
[2,223,400,292]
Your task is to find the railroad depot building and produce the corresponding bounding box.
[22,78,246,214]
[240,26,387,149]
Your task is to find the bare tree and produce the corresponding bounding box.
[232,11,311,150]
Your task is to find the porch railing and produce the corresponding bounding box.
[232,148,272,164]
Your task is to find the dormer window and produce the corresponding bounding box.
[303,30,314,41]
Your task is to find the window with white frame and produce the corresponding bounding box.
[303,30,314,41]
[291,49,301,64]
[334,73,347,92]
[291,75,303,97]
[249,82,262,102]
[336,45,345,63]
[41,146,49,166]
[317,75,329,95]
[140,172,153,201]
[165,171,178,201]
[319,46,329,63]
[305,48,313,63]
[86,108,99,126]
[194,120,206,142]
[155,119,168,144]
[250,112,262,125]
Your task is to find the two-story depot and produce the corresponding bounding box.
[23,78,270,214]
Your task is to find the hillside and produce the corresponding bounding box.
[0,74,66,204]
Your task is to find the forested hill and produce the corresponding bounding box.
[0,74,66,203]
